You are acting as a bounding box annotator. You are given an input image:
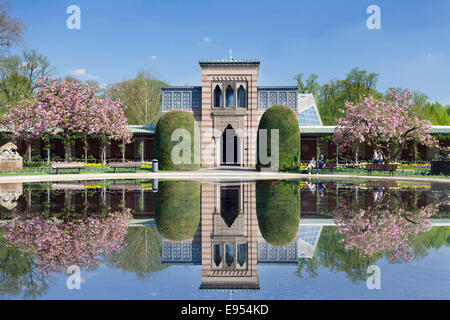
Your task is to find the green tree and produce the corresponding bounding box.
[301,67,380,125]
[0,56,29,111]
[107,70,169,125]
[387,88,450,125]
[257,105,300,171]
[154,110,200,171]
[295,73,320,97]
[0,49,53,109]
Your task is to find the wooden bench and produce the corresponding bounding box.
[109,162,142,173]
[51,162,85,174]
[365,163,398,175]
[320,162,337,173]
[109,184,142,191]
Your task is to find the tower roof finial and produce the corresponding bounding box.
[228,48,232,60]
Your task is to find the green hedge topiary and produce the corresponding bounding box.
[256,105,300,171]
[256,180,300,246]
[154,111,200,171]
[155,180,200,241]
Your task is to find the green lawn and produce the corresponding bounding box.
[296,166,449,179]
[0,162,448,179]
[0,163,156,175]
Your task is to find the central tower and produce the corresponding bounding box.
[199,58,260,167]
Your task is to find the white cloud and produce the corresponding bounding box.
[150,55,157,60]
[69,68,99,80]
[86,73,99,80]
[203,36,211,43]
[70,68,86,76]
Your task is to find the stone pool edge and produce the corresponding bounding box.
[0,171,450,184]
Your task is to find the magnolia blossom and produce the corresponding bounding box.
[333,90,436,160]
[2,209,132,274]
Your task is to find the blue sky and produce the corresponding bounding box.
[9,0,450,105]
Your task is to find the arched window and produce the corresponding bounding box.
[237,243,246,266]
[213,244,222,267]
[225,243,234,266]
[214,85,222,108]
[225,85,234,108]
[237,85,246,108]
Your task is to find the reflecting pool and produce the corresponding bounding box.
[0,179,449,299]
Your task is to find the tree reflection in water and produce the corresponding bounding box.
[105,226,168,280]
[297,184,449,282]
[334,202,435,262]
[155,181,200,241]
[332,185,439,263]
[256,180,300,246]
[1,209,132,274]
[0,233,52,299]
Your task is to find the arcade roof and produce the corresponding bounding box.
[299,125,450,135]
[127,125,450,135]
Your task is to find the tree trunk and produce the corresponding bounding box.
[100,140,107,164]
[84,137,88,163]
[122,141,125,162]
[47,140,50,164]
[379,147,389,164]
[65,189,72,217]
[414,143,418,162]
[27,142,32,163]
[64,133,72,162]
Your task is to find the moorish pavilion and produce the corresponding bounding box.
[2,57,449,164]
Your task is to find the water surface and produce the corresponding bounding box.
[0,178,448,299]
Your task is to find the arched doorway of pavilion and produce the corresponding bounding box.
[221,124,240,166]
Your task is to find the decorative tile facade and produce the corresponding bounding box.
[257,87,298,110]
[161,87,202,110]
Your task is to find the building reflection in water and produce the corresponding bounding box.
[199,182,259,290]
[159,179,447,291]
[1,179,447,292]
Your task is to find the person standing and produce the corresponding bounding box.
[373,150,379,164]
[378,151,383,164]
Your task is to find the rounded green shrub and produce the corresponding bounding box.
[256,180,300,246]
[155,180,200,241]
[256,105,300,171]
[154,111,200,171]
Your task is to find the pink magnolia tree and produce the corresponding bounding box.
[334,202,436,263]
[88,95,132,163]
[3,77,131,162]
[1,209,132,274]
[333,90,437,163]
[2,97,43,161]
